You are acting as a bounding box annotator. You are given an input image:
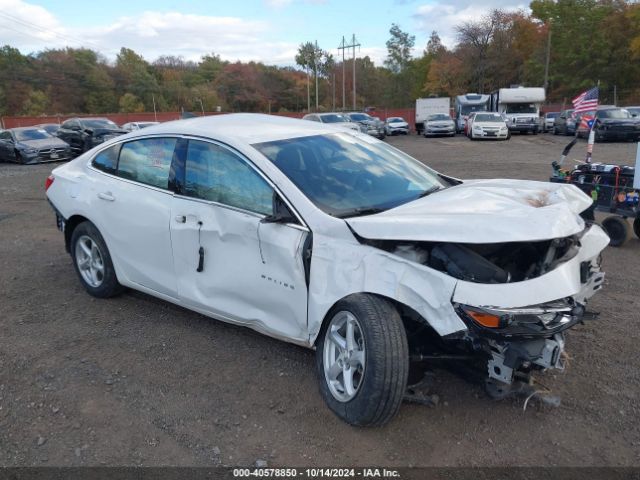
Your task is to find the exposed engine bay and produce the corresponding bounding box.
[361,230,584,284]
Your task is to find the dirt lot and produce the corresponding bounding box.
[0,133,639,467]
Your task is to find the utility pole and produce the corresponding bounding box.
[543,20,552,92]
[314,40,320,112]
[338,36,346,111]
[338,34,360,111]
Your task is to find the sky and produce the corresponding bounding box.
[0,0,530,67]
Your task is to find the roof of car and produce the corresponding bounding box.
[122,113,350,145]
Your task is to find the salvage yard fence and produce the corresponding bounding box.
[1,105,573,131]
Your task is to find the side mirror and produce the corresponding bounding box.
[261,193,297,224]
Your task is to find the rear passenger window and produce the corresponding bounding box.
[92,144,120,174]
[117,138,176,189]
[185,140,273,215]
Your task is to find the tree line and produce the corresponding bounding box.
[0,0,639,117]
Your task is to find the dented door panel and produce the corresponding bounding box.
[170,197,309,343]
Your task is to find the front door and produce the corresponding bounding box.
[170,139,309,342]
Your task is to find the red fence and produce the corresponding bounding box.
[1,108,423,130]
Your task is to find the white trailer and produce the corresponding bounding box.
[454,93,490,133]
[490,87,545,135]
[415,97,450,134]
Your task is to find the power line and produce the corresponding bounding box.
[0,11,103,51]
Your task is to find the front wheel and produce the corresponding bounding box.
[315,294,408,427]
[633,217,640,239]
[70,221,124,297]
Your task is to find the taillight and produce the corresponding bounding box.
[45,175,55,191]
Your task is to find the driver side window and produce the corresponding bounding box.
[184,140,273,216]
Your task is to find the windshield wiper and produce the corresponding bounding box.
[416,186,442,198]
[336,207,387,219]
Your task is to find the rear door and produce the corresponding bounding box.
[0,131,16,162]
[169,138,309,342]
[88,137,179,298]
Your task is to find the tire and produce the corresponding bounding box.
[70,221,124,298]
[633,217,640,239]
[553,127,558,135]
[601,216,628,247]
[315,294,408,427]
[15,152,24,164]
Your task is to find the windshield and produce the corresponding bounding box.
[14,128,53,141]
[545,112,559,119]
[427,114,451,121]
[388,117,405,123]
[349,113,370,122]
[253,133,446,218]
[626,107,640,116]
[82,119,118,129]
[320,114,349,124]
[474,113,504,122]
[505,104,537,114]
[598,109,632,119]
[460,104,487,115]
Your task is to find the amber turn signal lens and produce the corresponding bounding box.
[465,310,502,328]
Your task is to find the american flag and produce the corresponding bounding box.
[572,86,599,114]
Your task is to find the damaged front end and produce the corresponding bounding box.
[357,222,608,399]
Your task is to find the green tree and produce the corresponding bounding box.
[118,93,145,113]
[384,24,415,73]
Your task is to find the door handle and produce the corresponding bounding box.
[97,191,115,202]
[175,215,186,223]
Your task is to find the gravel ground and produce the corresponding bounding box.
[0,133,639,467]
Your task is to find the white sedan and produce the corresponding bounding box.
[468,112,510,140]
[46,114,608,426]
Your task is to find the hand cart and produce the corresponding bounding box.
[550,139,639,246]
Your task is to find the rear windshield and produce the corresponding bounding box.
[14,129,53,141]
[320,114,349,123]
[82,119,118,129]
[597,109,632,119]
[388,117,405,123]
[349,113,370,121]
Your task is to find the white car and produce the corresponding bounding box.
[302,112,361,132]
[121,121,160,131]
[469,112,510,140]
[46,114,608,426]
[384,117,409,135]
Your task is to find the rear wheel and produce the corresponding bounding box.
[315,294,408,427]
[70,221,124,297]
[602,216,628,247]
[633,217,640,239]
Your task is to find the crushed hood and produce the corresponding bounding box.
[346,179,592,243]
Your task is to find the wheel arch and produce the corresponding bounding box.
[64,215,92,253]
[311,292,441,348]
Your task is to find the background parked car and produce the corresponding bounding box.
[423,113,456,137]
[121,121,160,132]
[468,112,510,140]
[384,117,409,136]
[624,106,640,117]
[302,113,361,132]
[345,112,385,139]
[464,111,481,137]
[35,123,61,136]
[576,107,640,142]
[0,127,72,164]
[56,117,128,155]
[542,112,560,132]
[553,109,577,136]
